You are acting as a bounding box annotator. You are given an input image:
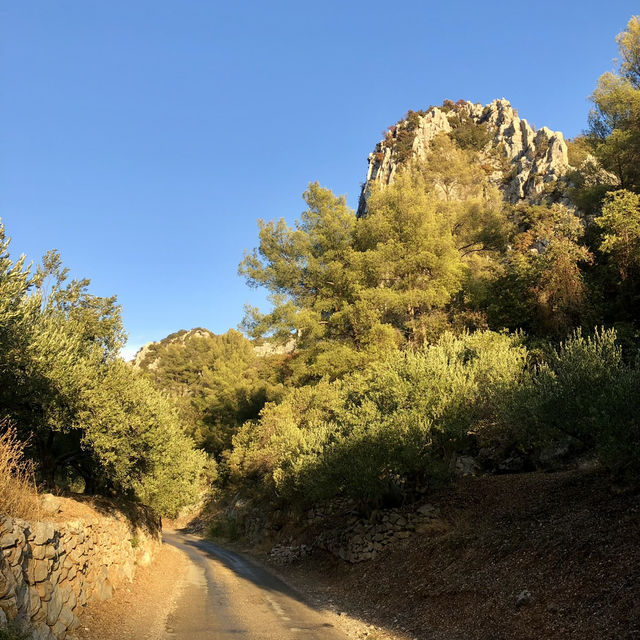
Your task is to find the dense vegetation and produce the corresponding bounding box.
[227,330,639,508]
[0,230,206,516]
[135,328,285,457]
[219,16,640,510]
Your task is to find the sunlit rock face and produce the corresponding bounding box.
[357,98,570,217]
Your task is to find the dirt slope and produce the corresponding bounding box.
[73,544,189,640]
[269,469,640,640]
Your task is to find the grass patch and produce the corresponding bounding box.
[0,421,39,520]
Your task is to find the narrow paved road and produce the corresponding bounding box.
[162,530,347,640]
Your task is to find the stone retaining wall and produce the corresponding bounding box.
[0,496,161,639]
[268,502,444,565]
[312,503,440,563]
[221,494,447,566]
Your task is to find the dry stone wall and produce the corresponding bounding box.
[267,501,443,565]
[0,496,161,640]
[311,503,440,563]
[222,495,445,566]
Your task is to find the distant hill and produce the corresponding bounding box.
[132,327,294,372]
[131,328,287,456]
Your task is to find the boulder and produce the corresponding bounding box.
[416,504,437,517]
[40,495,63,516]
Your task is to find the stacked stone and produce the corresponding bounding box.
[268,543,311,565]
[270,503,441,565]
[313,503,439,563]
[0,504,160,640]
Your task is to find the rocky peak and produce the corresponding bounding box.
[357,98,570,217]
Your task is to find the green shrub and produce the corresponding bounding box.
[226,325,640,511]
[501,328,640,475]
[228,331,527,508]
[0,624,29,640]
[450,120,491,151]
[208,517,240,541]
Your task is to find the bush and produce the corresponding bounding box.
[450,120,491,151]
[0,624,29,640]
[79,360,209,518]
[208,517,240,541]
[228,332,527,508]
[223,325,640,517]
[501,328,640,476]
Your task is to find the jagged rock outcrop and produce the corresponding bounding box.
[252,338,296,358]
[577,153,620,189]
[132,342,156,368]
[357,98,570,217]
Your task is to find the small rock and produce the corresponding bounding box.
[416,504,436,517]
[516,589,533,607]
[40,494,63,515]
[455,456,481,477]
[0,533,18,549]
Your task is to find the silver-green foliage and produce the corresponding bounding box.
[0,221,206,516]
[229,327,640,506]
[228,331,527,506]
[503,328,640,475]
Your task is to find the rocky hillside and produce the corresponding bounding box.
[131,328,214,369]
[357,98,571,217]
[132,328,293,370]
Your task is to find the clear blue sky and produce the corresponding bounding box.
[1,1,638,357]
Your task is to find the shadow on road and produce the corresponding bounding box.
[166,531,307,601]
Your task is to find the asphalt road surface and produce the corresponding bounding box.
[162,531,347,640]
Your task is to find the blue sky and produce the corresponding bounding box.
[1,1,638,358]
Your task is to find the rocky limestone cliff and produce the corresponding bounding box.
[357,98,570,217]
